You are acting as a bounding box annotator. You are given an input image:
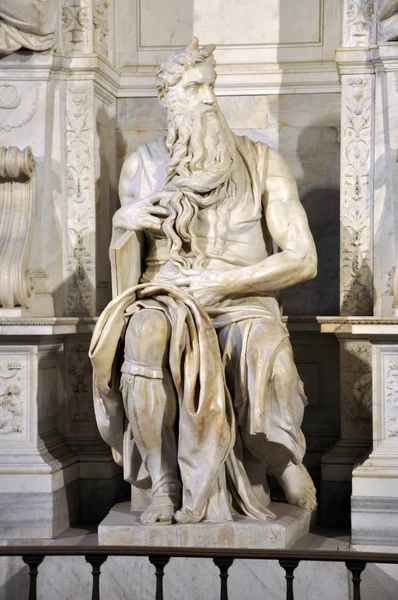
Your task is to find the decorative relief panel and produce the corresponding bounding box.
[385,356,398,438]
[0,361,24,435]
[344,0,376,46]
[93,0,110,57]
[0,84,40,133]
[65,83,96,315]
[341,340,372,439]
[62,0,92,53]
[340,75,373,315]
[64,341,97,437]
[0,84,21,110]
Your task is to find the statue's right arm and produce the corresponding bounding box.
[110,152,170,294]
[113,152,170,233]
[110,152,144,293]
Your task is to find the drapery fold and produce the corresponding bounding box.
[0,1,57,55]
[89,283,275,522]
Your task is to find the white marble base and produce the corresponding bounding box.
[98,502,313,549]
[0,481,79,540]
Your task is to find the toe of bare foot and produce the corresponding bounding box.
[140,505,173,525]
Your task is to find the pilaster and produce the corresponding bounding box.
[319,0,378,526]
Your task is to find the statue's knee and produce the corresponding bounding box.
[124,310,170,366]
[272,344,298,385]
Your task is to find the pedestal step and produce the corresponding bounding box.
[98,502,314,549]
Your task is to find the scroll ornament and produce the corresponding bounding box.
[0,146,36,309]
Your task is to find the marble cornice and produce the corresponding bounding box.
[0,53,120,98]
[118,62,341,97]
[370,43,398,71]
[335,48,375,77]
[0,317,79,336]
[318,316,398,336]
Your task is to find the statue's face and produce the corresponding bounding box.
[166,61,217,114]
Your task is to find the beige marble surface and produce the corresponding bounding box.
[98,502,313,549]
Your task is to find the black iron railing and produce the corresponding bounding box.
[1,546,398,600]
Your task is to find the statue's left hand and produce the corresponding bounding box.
[172,269,233,306]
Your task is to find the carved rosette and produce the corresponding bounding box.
[65,83,96,315]
[344,0,376,46]
[0,146,36,309]
[341,340,372,439]
[340,76,374,315]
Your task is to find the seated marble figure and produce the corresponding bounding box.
[89,38,318,526]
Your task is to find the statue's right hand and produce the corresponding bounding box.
[113,192,170,232]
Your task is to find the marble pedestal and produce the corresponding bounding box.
[98,502,314,549]
[319,319,398,545]
[0,319,79,539]
[352,337,398,545]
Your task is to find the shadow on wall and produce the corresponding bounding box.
[280,124,340,316]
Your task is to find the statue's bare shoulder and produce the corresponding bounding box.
[119,138,168,205]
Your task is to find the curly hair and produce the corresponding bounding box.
[156,37,216,96]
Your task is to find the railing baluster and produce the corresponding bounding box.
[279,559,300,600]
[22,555,44,600]
[149,555,170,600]
[346,560,366,600]
[85,554,108,600]
[213,557,234,600]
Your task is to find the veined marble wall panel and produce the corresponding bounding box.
[194,0,321,46]
[139,0,193,47]
[116,92,340,315]
[116,0,341,91]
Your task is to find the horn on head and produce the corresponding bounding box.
[187,37,199,52]
[202,43,216,56]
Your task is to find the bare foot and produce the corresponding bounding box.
[173,507,201,524]
[140,500,175,525]
[277,463,317,510]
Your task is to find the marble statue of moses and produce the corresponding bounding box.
[89,38,318,525]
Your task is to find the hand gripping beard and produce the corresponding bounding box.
[159,103,236,269]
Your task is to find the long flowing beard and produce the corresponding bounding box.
[161,105,235,269]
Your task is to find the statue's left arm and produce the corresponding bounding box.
[175,147,317,306]
[231,146,318,294]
